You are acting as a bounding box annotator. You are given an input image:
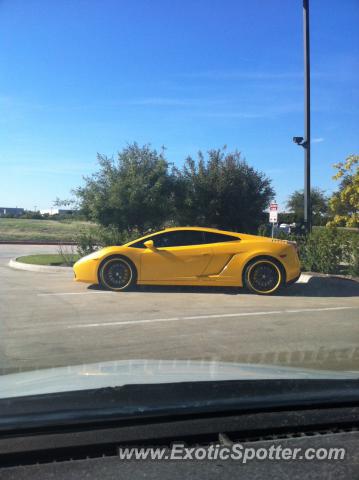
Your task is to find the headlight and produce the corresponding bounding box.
[77,249,104,263]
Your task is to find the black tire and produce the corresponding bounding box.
[98,256,137,291]
[243,257,284,295]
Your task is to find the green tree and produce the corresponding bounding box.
[286,188,329,225]
[327,154,359,228]
[174,148,274,233]
[74,143,175,234]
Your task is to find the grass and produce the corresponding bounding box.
[17,254,80,266]
[0,218,94,242]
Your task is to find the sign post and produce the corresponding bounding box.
[269,202,278,238]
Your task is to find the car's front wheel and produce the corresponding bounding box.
[99,256,136,291]
[244,258,283,295]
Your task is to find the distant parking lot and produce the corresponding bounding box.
[1,245,358,374]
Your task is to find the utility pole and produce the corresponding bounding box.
[293,0,312,233]
[303,0,311,233]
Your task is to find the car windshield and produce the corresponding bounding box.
[0,0,358,404]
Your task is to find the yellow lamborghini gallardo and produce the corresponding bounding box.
[73,227,301,295]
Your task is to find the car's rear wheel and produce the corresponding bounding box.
[99,256,136,291]
[244,258,283,295]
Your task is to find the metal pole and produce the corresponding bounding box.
[303,0,311,232]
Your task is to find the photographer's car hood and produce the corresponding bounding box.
[0,359,357,399]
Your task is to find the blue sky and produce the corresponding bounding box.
[0,0,358,211]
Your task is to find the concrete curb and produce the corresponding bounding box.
[8,258,73,275]
[0,241,76,245]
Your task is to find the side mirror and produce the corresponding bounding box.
[144,239,155,250]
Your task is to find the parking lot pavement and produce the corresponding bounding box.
[1,245,359,374]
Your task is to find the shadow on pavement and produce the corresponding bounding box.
[88,276,359,297]
[88,283,241,295]
[282,276,359,298]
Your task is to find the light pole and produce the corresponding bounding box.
[293,0,311,233]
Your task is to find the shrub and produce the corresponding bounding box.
[341,232,359,276]
[75,225,140,257]
[268,227,358,275]
[299,228,343,274]
[57,244,79,266]
[350,237,359,276]
[75,229,99,257]
[292,228,357,275]
[20,211,43,220]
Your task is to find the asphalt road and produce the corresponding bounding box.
[1,245,359,374]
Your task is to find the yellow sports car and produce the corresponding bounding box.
[73,227,301,295]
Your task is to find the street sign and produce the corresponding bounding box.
[269,202,278,224]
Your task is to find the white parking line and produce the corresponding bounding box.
[66,306,355,329]
[37,291,113,296]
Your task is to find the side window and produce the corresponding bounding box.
[129,240,147,249]
[129,236,154,249]
[128,232,184,249]
[204,232,239,244]
[153,230,205,247]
